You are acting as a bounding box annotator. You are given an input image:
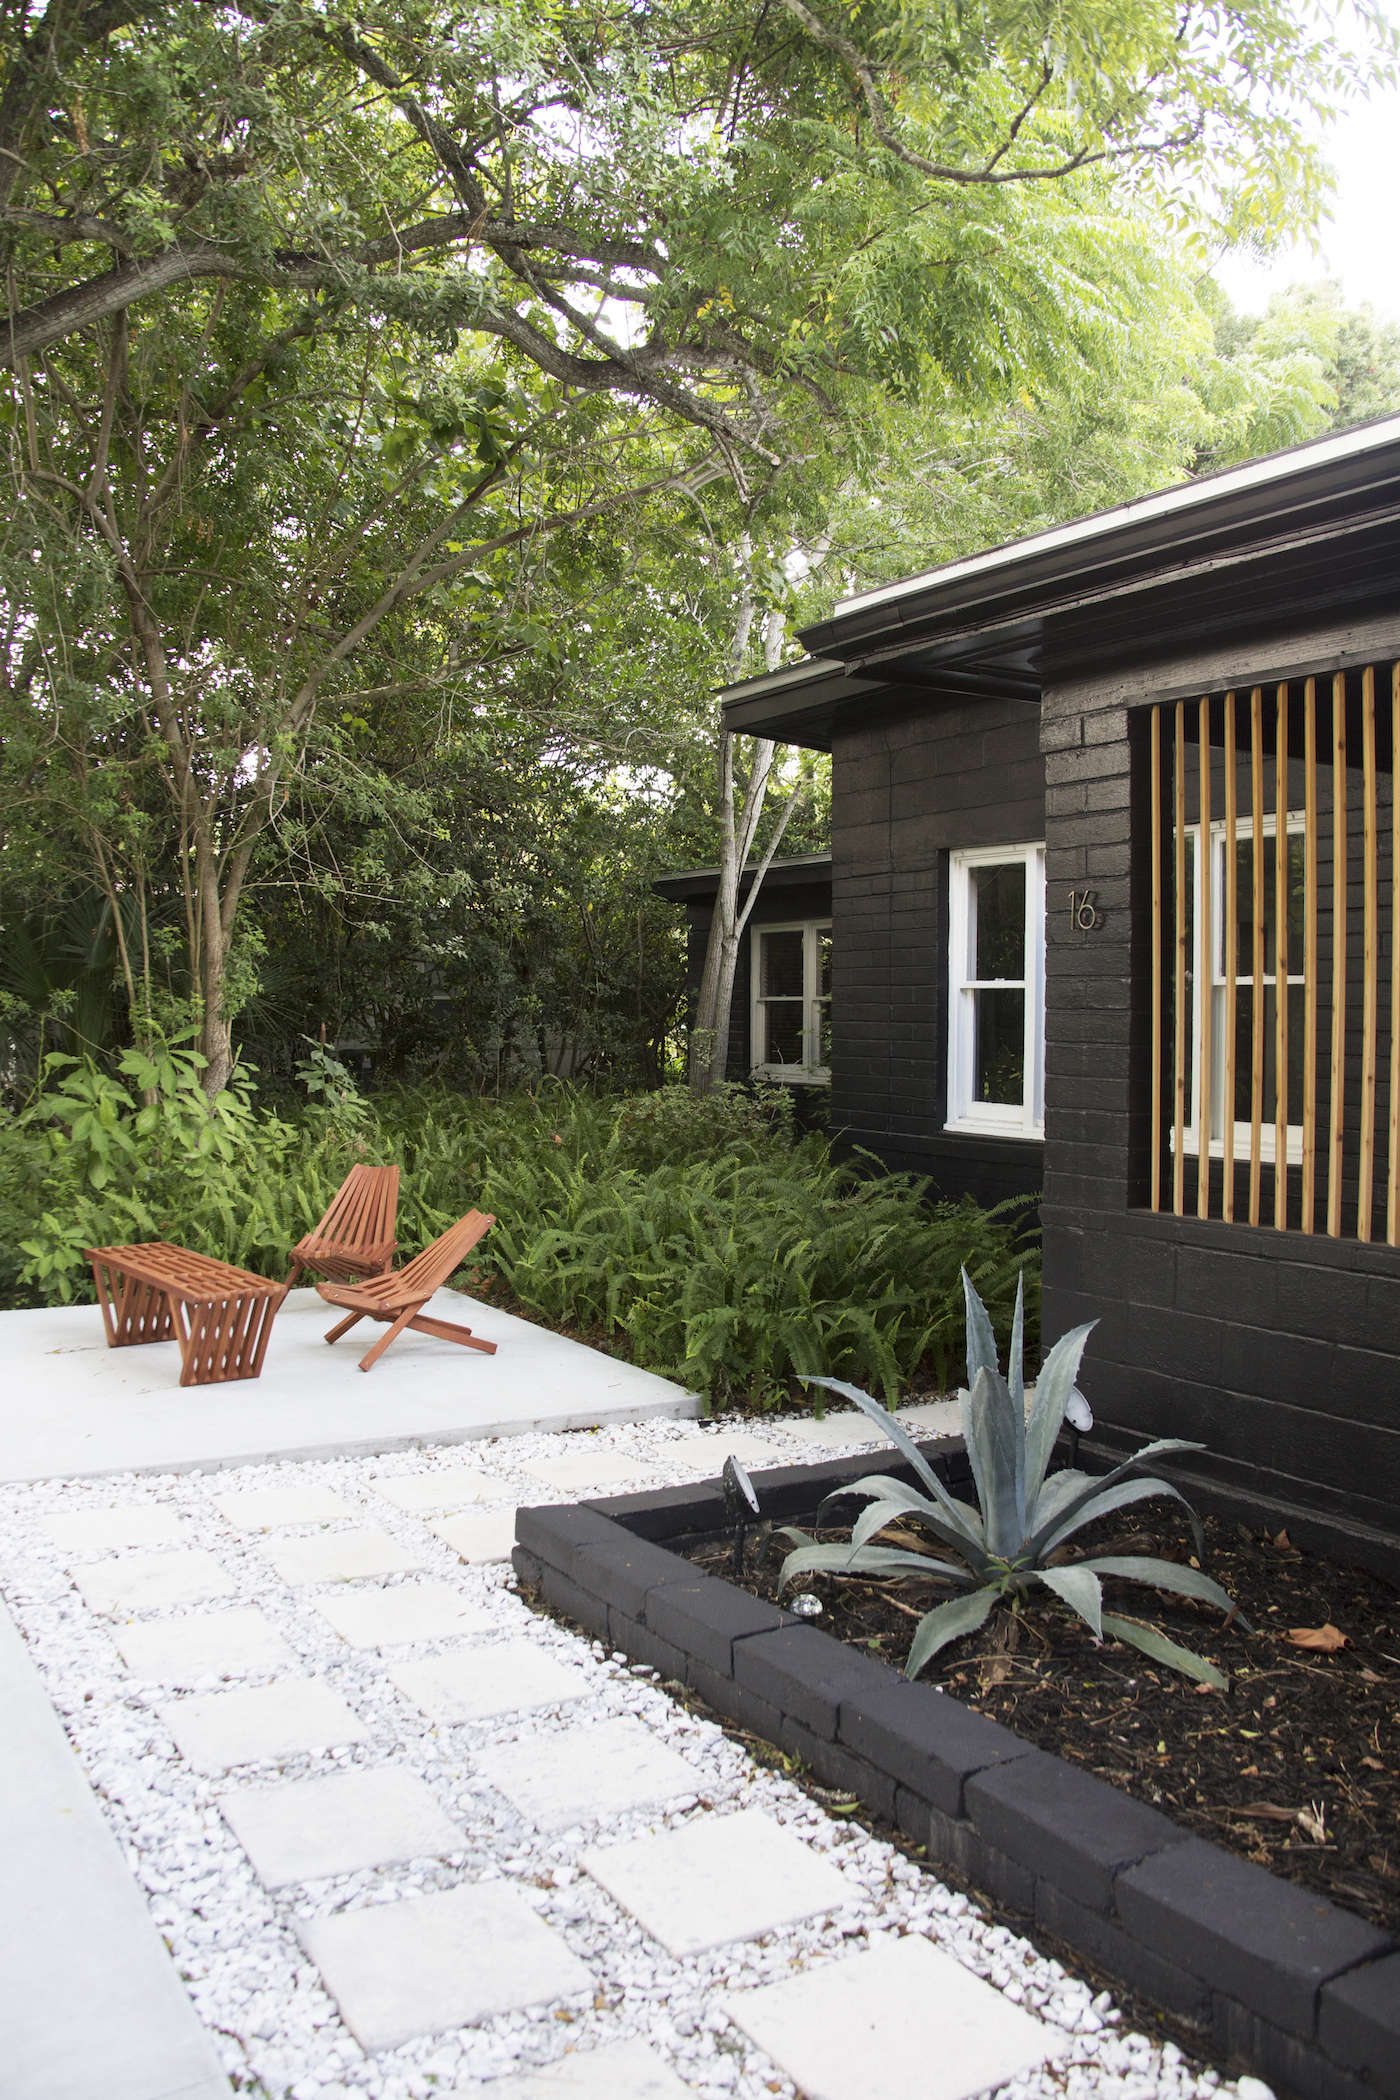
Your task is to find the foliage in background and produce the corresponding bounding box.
[1,0,1391,1092]
[0,1051,1035,1408]
[778,1276,1244,1688]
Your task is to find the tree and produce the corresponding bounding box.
[1,1,1390,1086]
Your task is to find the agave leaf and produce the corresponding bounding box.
[827,1543,975,1585]
[1100,1611,1228,1690]
[1025,1465,1093,1534]
[1007,1270,1025,1415]
[1036,1563,1105,1638]
[1078,1555,1248,1628]
[1023,1320,1097,1508]
[1024,1438,1207,1559]
[1036,1475,1205,1561]
[817,1474,986,1557]
[777,1540,972,1590]
[851,1497,941,1552]
[905,1584,998,1679]
[961,1365,1023,1555]
[961,1266,1002,1385]
[802,1375,988,1542]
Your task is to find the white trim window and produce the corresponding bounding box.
[1185,814,1306,1164]
[751,920,832,1083]
[946,843,1046,1138]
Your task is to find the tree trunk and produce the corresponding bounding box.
[689,603,796,1094]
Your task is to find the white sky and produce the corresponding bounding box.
[1214,8,1400,321]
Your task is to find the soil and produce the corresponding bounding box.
[688,1501,1400,1935]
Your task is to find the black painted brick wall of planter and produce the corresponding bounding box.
[513,1456,1400,2100]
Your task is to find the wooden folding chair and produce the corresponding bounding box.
[286,1163,399,1287]
[316,1208,496,1372]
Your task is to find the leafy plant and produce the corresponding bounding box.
[777,1271,1245,1688]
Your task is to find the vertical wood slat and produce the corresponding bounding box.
[1274,685,1290,1230]
[1328,672,1348,1238]
[1197,696,1213,1219]
[1390,663,1400,1246]
[1150,705,1163,1212]
[1223,691,1238,1222]
[1249,687,1266,1226]
[1359,665,1379,1241]
[1302,679,1319,1233]
[1173,700,1187,1216]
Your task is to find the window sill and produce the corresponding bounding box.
[752,1066,831,1087]
[944,1115,1044,1143]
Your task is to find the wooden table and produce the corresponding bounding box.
[85,1242,288,1387]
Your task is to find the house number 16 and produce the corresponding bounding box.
[1068,888,1102,932]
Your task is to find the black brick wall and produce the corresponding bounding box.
[829,694,1046,1207]
[1041,613,1400,1552]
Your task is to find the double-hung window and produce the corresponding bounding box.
[1187,816,1306,1163]
[751,921,831,1082]
[946,844,1046,1137]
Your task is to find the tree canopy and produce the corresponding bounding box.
[1,0,1395,1090]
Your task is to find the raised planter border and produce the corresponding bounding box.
[512,1442,1400,2100]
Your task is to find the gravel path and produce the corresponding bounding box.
[0,1414,1272,2100]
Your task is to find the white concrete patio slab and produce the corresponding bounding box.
[0,1600,231,2100]
[0,1285,698,1482]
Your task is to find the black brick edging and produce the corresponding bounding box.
[513,1452,1400,2100]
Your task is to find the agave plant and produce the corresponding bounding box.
[777,1271,1246,1688]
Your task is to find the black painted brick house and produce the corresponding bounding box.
[661,417,1400,1565]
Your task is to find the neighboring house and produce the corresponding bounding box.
[661,416,1400,1565]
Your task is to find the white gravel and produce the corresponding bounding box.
[0,1415,1267,2100]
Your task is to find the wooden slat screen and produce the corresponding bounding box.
[1148,663,1400,1241]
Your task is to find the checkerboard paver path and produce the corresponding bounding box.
[2,1430,1136,2100]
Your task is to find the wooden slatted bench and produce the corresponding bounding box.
[85,1242,289,1387]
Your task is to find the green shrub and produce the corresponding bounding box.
[0,1061,1038,1408]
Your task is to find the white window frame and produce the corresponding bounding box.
[1184,813,1306,1165]
[750,919,832,1084]
[946,843,1046,1139]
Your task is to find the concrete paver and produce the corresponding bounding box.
[372,1467,500,1512]
[472,2038,696,2100]
[213,1484,353,1530]
[580,1808,853,1957]
[46,1504,185,1551]
[73,1548,235,1615]
[264,1525,426,1587]
[221,1764,465,1888]
[723,1933,1067,2100]
[302,1881,593,2052]
[391,1641,592,1724]
[475,1716,700,1831]
[430,1510,519,1564]
[312,1579,494,1649]
[115,1606,297,1684]
[159,1676,371,1773]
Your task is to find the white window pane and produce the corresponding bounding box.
[973,863,1025,980]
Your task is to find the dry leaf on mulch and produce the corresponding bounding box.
[1287,1623,1349,1651]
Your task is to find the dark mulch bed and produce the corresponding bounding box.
[688,1500,1400,1935]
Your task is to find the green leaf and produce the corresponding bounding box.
[1077,1555,1247,1627]
[1100,1612,1228,1691]
[905,1586,998,1679]
[1023,1319,1097,1506]
[1036,1563,1104,1640]
[1024,1440,1207,1559]
[801,1374,988,1543]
